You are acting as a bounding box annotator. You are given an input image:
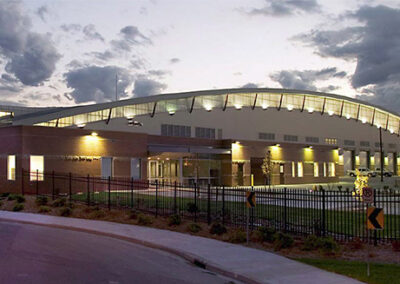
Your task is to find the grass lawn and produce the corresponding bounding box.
[296,258,400,284]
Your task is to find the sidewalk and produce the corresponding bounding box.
[0,211,362,284]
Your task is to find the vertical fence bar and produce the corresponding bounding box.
[374,188,377,246]
[52,170,55,200]
[69,172,72,202]
[322,188,326,237]
[284,187,287,232]
[194,182,197,222]
[21,168,24,195]
[36,169,39,196]
[222,185,225,225]
[155,180,158,217]
[87,174,90,206]
[207,183,211,225]
[130,177,134,208]
[108,176,111,210]
[174,181,177,214]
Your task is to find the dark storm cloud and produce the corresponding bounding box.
[241,83,259,88]
[36,5,48,22]
[294,5,400,111]
[64,65,133,103]
[133,78,166,97]
[82,24,104,41]
[270,67,345,91]
[0,1,60,86]
[247,0,320,16]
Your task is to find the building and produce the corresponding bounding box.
[0,88,399,191]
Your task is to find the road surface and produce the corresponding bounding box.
[0,221,236,284]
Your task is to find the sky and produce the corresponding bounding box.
[0,0,400,112]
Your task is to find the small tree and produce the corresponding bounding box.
[261,150,276,187]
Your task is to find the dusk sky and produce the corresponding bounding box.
[0,0,400,111]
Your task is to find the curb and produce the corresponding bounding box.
[0,216,260,284]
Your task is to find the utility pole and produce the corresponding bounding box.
[379,126,384,182]
[115,74,118,101]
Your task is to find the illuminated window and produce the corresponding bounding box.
[30,155,44,181]
[291,162,295,177]
[7,155,16,181]
[325,138,337,145]
[313,162,319,177]
[323,162,327,177]
[297,162,303,177]
[328,162,335,177]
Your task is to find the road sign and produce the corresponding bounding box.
[367,207,384,230]
[246,191,256,208]
[362,187,374,204]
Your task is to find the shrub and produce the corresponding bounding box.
[392,240,400,252]
[302,235,319,251]
[8,194,25,203]
[273,232,294,251]
[52,198,66,207]
[137,213,153,225]
[128,209,138,219]
[186,223,202,233]
[209,222,227,235]
[168,214,182,226]
[59,207,72,217]
[0,201,3,207]
[228,229,247,243]
[90,209,106,219]
[316,237,339,254]
[35,196,48,206]
[66,202,75,209]
[12,203,24,212]
[0,192,10,198]
[256,226,276,243]
[186,202,198,214]
[38,206,51,213]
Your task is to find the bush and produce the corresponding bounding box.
[392,240,400,252]
[0,201,2,207]
[209,222,227,235]
[228,229,247,243]
[12,203,24,212]
[8,194,25,203]
[52,198,66,207]
[168,214,182,226]
[38,206,51,213]
[90,209,106,219]
[256,226,276,243]
[186,202,198,214]
[316,237,339,254]
[66,201,75,209]
[273,232,294,251]
[59,207,72,217]
[186,223,202,233]
[128,209,138,219]
[137,213,153,225]
[0,192,10,198]
[302,235,319,251]
[35,196,48,206]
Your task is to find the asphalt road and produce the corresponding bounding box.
[0,221,236,284]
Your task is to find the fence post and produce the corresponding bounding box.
[174,181,177,214]
[194,182,197,222]
[36,169,39,196]
[21,168,24,195]
[108,176,111,210]
[87,174,90,206]
[130,177,134,208]
[52,170,55,200]
[373,188,377,246]
[222,185,225,225]
[284,187,287,232]
[207,183,211,225]
[155,180,158,217]
[69,172,72,202]
[322,188,326,237]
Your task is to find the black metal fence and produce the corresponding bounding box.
[15,170,400,243]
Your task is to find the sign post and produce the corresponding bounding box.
[246,189,256,244]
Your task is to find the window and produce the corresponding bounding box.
[360,141,370,147]
[306,136,319,143]
[328,162,335,177]
[389,143,396,149]
[297,162,303,177]
[323,162,327,177]
[195,127,215,139]
[344,140,355,146]
[217,129,223,139]
[291,162,295,177]
[7,155,16,181]
[284,135,298,142]
[161,124,191,137]
[30,155,44,181]
[313,162,319,177]
[101,157,113,178]
[259,132,275,140]
[325,138,337,145]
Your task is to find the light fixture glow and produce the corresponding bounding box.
[91,132,98,137]
[77,123,86,128]
[262,104,268,110]
[234,104,242,110]
[287,105,293,111]
[328,110,334,116]
[346,114,351,119]
[390,129,394,134]
[361,118,366,123]
[275,144,280,147]
[308,108,314,113]
[204,105,213,112]
[168,110,175,115]
[376,124,381,129]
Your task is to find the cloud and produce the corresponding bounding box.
[294,5,400,111]
[60,24,82,33]
[133,77,166,97]
[82,24,104,41]
[247,0,320,17]
[64,65,133,103]
[36,5,48,22]
[241,83,259,88]
[170,58,180,64]
[270,67,345,91]
[148,69,171,78]
[110,25,151,52]
[0,1,60,86]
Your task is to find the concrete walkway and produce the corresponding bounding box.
[0,211,362,284]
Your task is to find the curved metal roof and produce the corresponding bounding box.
[9,88,400,134]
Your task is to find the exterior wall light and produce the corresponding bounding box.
[308,146,313,149]
[91,132,98,137]
[376,124,381,129]
[168,110,175,115]
[390,129,394,134]
[361,118,367,123]
[308,108,314,113]
[346,114,351,119]
[77,123,86,128]
[287,105,293,111]
[262,104,268,110]
[234,104,242,110]
[328,110,334,116]
[275,144,280,147]
[204,105,213,112]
